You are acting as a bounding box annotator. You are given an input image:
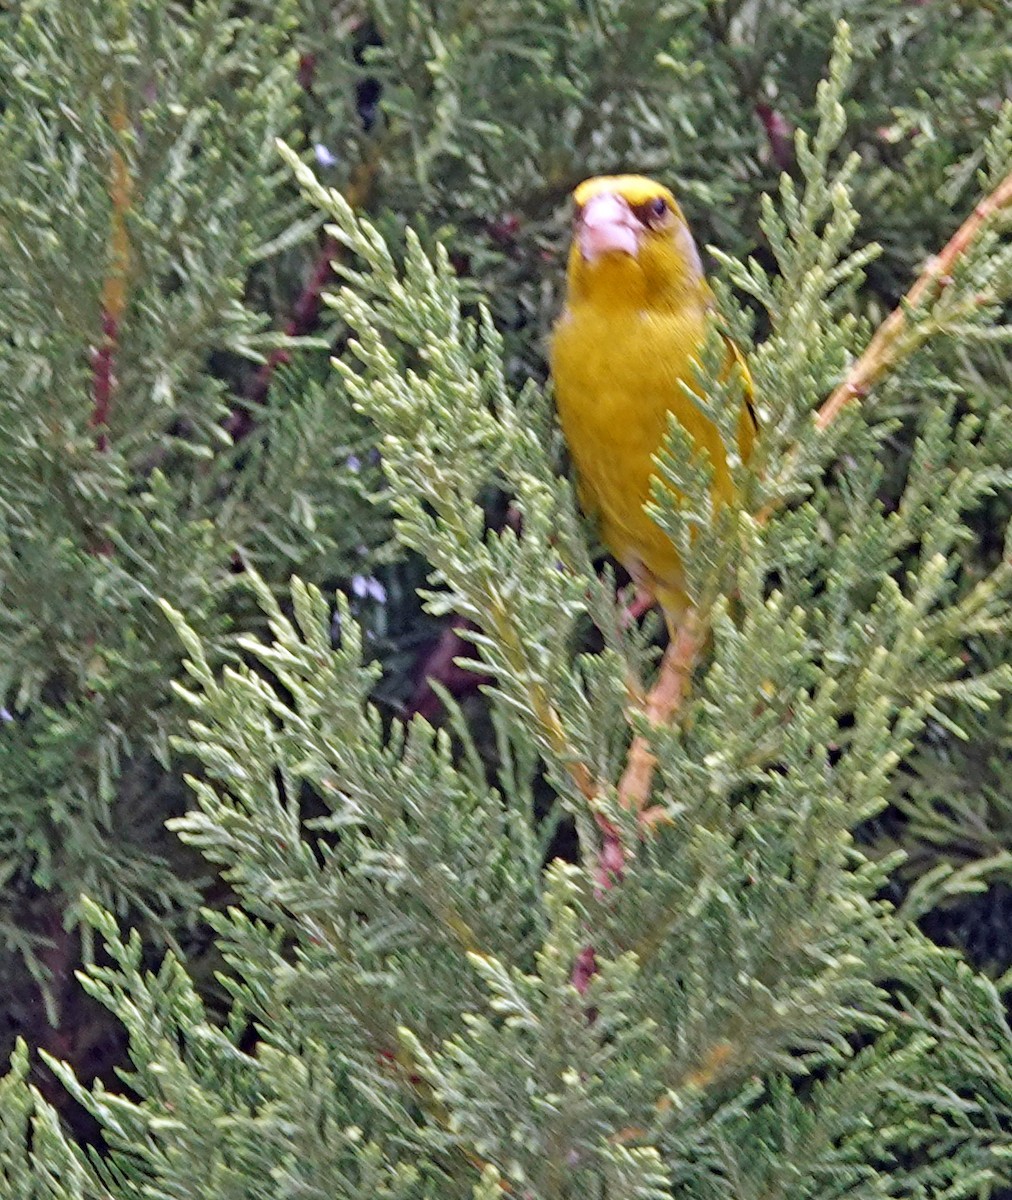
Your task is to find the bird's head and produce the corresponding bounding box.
[564,175,706,312]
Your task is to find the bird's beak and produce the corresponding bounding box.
[577,193,640,261]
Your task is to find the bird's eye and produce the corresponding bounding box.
[648,197,668,218]
[634,195,670,227]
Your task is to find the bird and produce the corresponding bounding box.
[550,174,756,635]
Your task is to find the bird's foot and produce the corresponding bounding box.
[618,584,655,629]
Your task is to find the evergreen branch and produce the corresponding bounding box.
[816,167,1012,430]
[382,1033,513,1192]
[754,163,1012,525]
[405,500,523,720]
[483,590,604,814]
[277,140,616,842]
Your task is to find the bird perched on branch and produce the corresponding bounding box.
[551,174,756,633]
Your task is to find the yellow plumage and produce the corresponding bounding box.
[550,175,755,626]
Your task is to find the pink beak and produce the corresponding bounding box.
[577,193,640,260]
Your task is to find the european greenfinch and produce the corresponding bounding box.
[551,175,755,631]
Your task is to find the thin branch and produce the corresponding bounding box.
[755,102,795,173]
[225,232,340,440]
[617,609,703,813]
[227,150,384,441]
[569,613,703,994]
[90,82,132,454]
[817,167,1012,429]
[755,167,1012,525]
[90,312,118,455]
[405,617,493,720]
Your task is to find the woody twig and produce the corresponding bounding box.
[816,167,1012,431]
[90,84,132,456]
[226,153,383,441]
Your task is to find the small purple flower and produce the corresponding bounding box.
[345,454,361,472]
[313,143,338,168]
[350,575,387,604]
[0,707,12,723]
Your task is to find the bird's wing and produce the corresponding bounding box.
[723,334,758,432]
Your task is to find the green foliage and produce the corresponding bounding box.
[0,0,387,1009]
[2,563,1010,1194]
[2,0,1012,1195]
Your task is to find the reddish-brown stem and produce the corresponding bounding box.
[571,945,598,996]
[297,52,317,93]
[617,612,702,814]
[228,148,383,441]
[89,312,118,453]
[816,167,1012,430]
[407,511,525,720]
[754,168,1012,528]
[756,103,795,173]
[226,233,341,440]
[569,614,703,993]
[406,617,494,720]
[90,91,132,454]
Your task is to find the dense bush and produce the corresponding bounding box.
[1,1,1011,1195]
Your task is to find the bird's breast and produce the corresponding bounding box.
[551,301,731,589]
